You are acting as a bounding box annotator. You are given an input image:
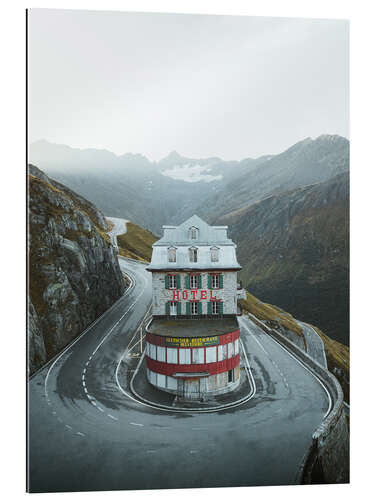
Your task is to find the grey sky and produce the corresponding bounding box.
[28,9,349,161]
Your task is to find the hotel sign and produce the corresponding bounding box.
[165,336,219,347]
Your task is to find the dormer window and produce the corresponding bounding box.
[189,226,199,240]
[189,246,198,263]
[168,246,177,263]
[210,246,219,262]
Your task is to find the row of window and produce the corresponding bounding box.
[166,300,223,315]
[168,246,219,263]
[166,273,223,290]
[146,340,239,364]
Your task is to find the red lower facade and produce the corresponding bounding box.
[145,327,241,398]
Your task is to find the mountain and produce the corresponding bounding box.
[28,164,125,374]
[228,171,349,345]
[29,141,270,234]
[239,290,349,403]
[197,135,349,223]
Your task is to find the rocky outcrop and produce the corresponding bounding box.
[28,164,126,375]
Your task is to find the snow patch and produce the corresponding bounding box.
[162,164,223,183]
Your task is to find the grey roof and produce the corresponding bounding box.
[146,317,239,338]
[154,215,233,246]
[147,215,241,270]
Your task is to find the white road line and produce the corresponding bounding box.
[97,406,104,413]
[241,316,332,418]
[130,422,144,427]
[76,432,85,437]
[65,424,72,430]
[107,414,118,421]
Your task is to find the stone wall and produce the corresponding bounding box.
[151,271,238,315]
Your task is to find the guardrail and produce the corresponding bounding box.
[245,312,348,484]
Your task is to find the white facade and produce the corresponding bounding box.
[151,270,238,315]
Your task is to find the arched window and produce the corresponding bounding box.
[210,246,219,262]
[189,226,199,239]
[189,246,198,263]
[168,247,177,263]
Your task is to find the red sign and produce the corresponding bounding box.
[171,290,218,301]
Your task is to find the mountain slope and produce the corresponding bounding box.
[117,222,157,262]
[28,165,126,374]
[228,172,349,345]
[198,135,349,223]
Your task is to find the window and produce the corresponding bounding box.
[206,346,217,363]
[189,247,198,262]
[157,346,166,362]
[191,302,199,315]
[169,301,177,316]
[166,347,178,364]
[189,226,198,239]
[234,339,239,355]
[212,301,220,314]
[228,369,234,383]
[168,275,177,289]
[218,344,227,361]
[228,342,234,359]
[211,274,220,289]
[192,348,204,364]
[148,343,157,360]
[168,247,176,263]
[179,349,191,364]
[210,246,219,262]
[190,274,198,289]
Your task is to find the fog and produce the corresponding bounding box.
[28,9,349,161]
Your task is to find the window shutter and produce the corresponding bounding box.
[198,274,202,289]
[177,275,181,289]
[165,275,169,289]
[219,274,224,289]
[207,302,212,315]
[198,302,202,315]
[185,275,190,289]
[177,302,181,315]
[186,302,190,315]
[208,274,211,289]
[165,302,170,315]
[219,301,223,315]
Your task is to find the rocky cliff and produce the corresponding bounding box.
[28,165,126,375]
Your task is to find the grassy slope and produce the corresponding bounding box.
[116,222,157,262]
[239,291,304,339]
[239,290,349,402]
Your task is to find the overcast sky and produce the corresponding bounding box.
[28,9,349,161]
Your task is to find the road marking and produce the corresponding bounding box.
[76,431,85,437]
[65,424,72,430]
[242,316,332,418]
[130,422,144,427]
[107,414,118,421]
[97,406,104,413]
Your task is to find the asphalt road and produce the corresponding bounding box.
[106,217,129,250]
[28,259,330,493]
[298,321,328,368]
